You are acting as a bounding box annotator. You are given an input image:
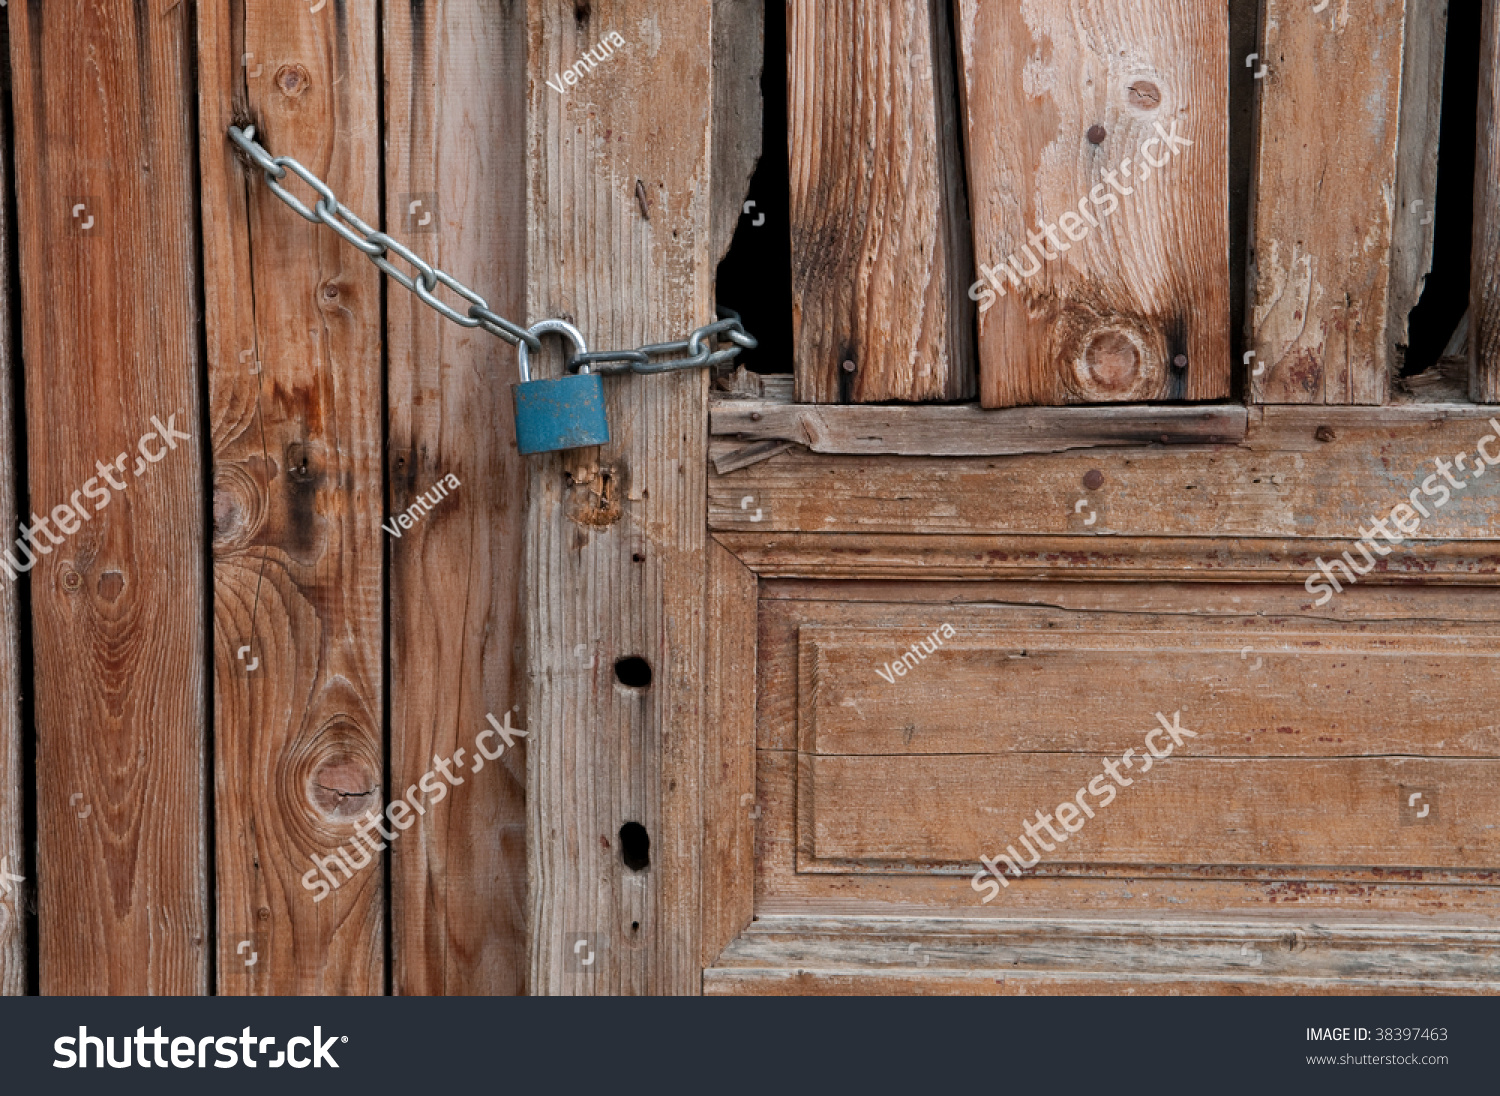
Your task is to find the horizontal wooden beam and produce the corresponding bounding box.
[711,402,1248,456]
[713,533,1500,583]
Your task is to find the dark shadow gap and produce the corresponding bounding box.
[1403,0,1481,379]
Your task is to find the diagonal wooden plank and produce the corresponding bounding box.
[10,0,208,994]
[384,0,529,997]
[1249,0,1408,404]
[788,0,974,403]
[1475,0,1500,403]
[199,1,385,994]
[526,0,714,995]
[957,0,1230,408]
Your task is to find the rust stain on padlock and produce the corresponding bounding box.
[566,463,624,528]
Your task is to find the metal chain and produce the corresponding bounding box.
[227,125,756,375]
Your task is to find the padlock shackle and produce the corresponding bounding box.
[516,319,590,384]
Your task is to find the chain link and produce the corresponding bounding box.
[227,124,756,373]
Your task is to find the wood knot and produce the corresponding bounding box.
[274,64,312,98]
[1127,81,1161,110]
[1315,425,1337,443]
[1080,329,1144,392]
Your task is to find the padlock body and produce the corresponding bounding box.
[513,373,611,455]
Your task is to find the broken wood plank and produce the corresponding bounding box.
[385,0,529,997]
[200,0,384,994]
[956,0,1230,407]
[788,0,974,402]
[712,0,764,268]
[1389,1,1448,376]
[1249,0,1408,404]
[1474,0,1500,402]
[12,0,208,994]
[526,0,715,996]
[711,402,1247,455]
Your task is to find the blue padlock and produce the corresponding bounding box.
[513,319,611,455]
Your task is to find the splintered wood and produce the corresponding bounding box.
[788,0,974,402]
[1250,0,1408,404]
[956,0,1230,407]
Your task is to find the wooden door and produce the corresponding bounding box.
[686,0,1500,995]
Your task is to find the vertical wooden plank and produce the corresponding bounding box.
[199,2,384,993]
[0,14,25,995]
[957,0,1230,408]
[10,0,207,994]
[788,0,974,403]
[527,0,713,995]
[711,0,765,268]
[1389,1,1447,376]
[1474,0,1500,402]
[384,0,529,996]
[1249,0,1407,405]
[702,541,756,968]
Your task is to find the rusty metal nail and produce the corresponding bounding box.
[1315,425,1337,443]
[749,411,763,422]
[841,359,857,373]
[62,570,81,591]
[1087,125,1107,144]
[1172,354,1189,369]
[635,179,650,220]
[1083,469,1104,490]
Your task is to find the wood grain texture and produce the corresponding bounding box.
[1249,0,1407,405]
[526,0,714,996]
[385,0,529,999]
[1389,0,1447,375]
[0,30,24,994]
[712,401,1247,455]
[11,0,208,994]
[706,916,1500,995]
[798,626,1500,759]
[712,0,764,268]
[199,0,384,994]
[702,541,757,969]
[1475,0,1500,402]
[720,533,1500,583]
[788,0,974,402]
[957,0,1230,407]
[711,407,1500,539]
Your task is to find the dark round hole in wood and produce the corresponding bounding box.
[632,553,645,563]
[631,921,640,932]
[615,656,652,688]
[620,822,650,871]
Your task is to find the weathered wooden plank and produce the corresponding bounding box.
[199,1,384,993]
[527,0,714,996]
[799,627,1500,759]
[703,541,757,969]
[1249,0,1408,404]
[712,0,764,268]
[712,402,1247,456]
[385,0,529,999]
[1474,0,1500,402]
[811,756,1500,867]
[0,31,24,994]
[711,408,1500,539]
[11,0,208,994]
[788,0,974,402]
[754,745,1500,912]
[956,0,1230,407]
[707,969,1499,995]
[1389,0,1447,376]
[720,533,1500,582]
[706,916,1500,995]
